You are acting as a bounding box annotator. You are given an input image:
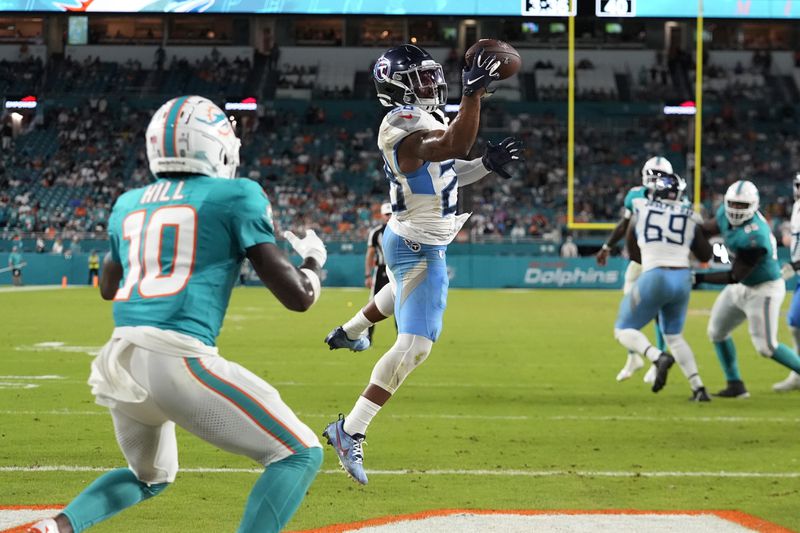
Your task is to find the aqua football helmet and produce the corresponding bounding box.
[641,156,674,190]
[724,180,759,226]
[146,95,240,179]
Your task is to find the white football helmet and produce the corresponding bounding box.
[724,180,759,226]
[793,172,800,200]
[146,95,240,179]
[641,156,674,190]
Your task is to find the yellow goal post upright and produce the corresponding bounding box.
[565,0,705,229]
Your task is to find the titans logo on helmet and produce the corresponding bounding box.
[373,57,392,82]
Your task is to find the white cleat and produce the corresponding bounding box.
[27,518,59,533]
[616,353,645,381]
[643,364,657,385]
[773,371,800,392]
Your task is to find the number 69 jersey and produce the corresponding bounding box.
[108,176,275,346]
[378,105,470,246]
[631,197,701,272]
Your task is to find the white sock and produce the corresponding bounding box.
[343,310,373,340]
[665,333,703,389]
[615,328,661,362]
[343,395,382,437]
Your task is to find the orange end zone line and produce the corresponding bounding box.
[0,505,64,533]
[288,508,796,533]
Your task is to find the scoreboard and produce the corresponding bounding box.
[597,0,800,18]
[0,0,796,17]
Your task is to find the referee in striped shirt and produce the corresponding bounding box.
[365,203,393,342]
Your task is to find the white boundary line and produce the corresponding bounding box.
[0,285,81,293]
[0,465,798,478]
[1,409,798,424]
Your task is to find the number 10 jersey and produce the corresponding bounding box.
[108,176,276,346]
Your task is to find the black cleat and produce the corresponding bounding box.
[651,353,675,393]
[713,380,750,399]
[689,387,711,402]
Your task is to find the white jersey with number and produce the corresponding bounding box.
[631,197,700,272]
[378,105,470,245]
[790,200,800,263]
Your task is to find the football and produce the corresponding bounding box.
[464,38,522,80]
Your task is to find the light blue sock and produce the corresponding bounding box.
[654,319,666,352]
[714,338,741,382]
[237,447,323,533]
[771,343,800,373]
[62,468,169,533]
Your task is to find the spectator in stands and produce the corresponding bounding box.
[1,121,11,150]
[560,235,579,257]
[35,236,45,253]
[51,238,63,255]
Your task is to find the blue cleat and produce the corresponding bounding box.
[322,415,368,485]
[324,326,370,352]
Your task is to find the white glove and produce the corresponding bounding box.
[283,229,327,267]
[781,262,796,281]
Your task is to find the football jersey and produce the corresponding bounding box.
[623,186,648,219]
[716,204,781,286]
[108,176,275,346]
[378,105,470,245]
[790,200,800,264]
[631,197,699,272]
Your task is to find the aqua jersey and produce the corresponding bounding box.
[623,186,647,219]
[108,176,275,346]
[716,204,780,286]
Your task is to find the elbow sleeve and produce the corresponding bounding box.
[454,158,490,187]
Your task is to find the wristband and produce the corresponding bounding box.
[601,243,611,251]
[300,268,321,305]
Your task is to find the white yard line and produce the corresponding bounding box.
[0,285,81,293]
[0,409,798,424]
[0,465,797,478]
[0,375,65,380]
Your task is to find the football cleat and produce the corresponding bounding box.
[27,518,59,533]
[323,415,368,485]
[772,371,800,392]
[325,327,370,352]
[616,352,644,381]
[651,352,675,393]
[689,387,711,402]
[714,380,750,399]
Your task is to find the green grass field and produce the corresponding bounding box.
[1,287,798,532]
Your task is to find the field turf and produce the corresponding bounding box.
[0,287,798,531]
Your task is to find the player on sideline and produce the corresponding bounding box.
[28,96,326,533]
[614,174,713,400]
[596,156,674,382]
[694,180,800,398]
[773,173,800,392]
[321,44,522,485]
[364,202,393,343]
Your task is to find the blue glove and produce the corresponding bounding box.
[482,137,524,179]
[462,49,502,97]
